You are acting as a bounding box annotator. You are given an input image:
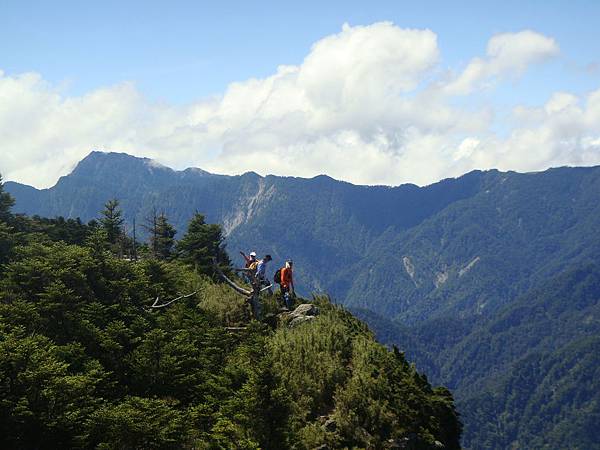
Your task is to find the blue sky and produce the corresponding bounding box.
[3,0,598,102]
[1,0,600,187]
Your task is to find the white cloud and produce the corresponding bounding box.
[544,92,579,114]
[453,137,481,162]
[463,88,600,171]
[0,22,598,189]
[443,30,559,95]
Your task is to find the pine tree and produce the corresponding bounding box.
[176,213,230,276]
[152,213,176,260]
[100,199,124,245]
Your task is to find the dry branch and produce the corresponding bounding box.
[149,291,197,309]
[213,259,252,296]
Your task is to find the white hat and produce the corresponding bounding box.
[249,251,257,257]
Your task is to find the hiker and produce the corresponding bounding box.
[240,251,257,282]
[240,250,257,268]
[280,260,295,310]
[255,254,272,287]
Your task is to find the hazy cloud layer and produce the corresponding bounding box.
[1,22,599,188]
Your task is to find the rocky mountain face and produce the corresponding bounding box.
[6,151,600,449]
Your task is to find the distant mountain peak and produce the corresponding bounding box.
[72,151,215,178]
[85,150,145,161]
[75,150,148,166]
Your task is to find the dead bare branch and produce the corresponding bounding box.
[149,291,197,309]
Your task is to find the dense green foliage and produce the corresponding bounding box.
[0,182,460,449]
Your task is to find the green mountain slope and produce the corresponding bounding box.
[453,264,600,449]
[0,185,462,449]
[346,166,600,322]
[461,336,600,450]
[364,264,600,449]
[7,152,600,326]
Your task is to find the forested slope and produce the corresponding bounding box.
[346,165,600,322]
[361,265,600,449]
[0,177,461,450]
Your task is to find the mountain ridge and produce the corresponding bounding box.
[5,150,493,301]
[6,151,600,314]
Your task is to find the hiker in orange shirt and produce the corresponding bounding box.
[280,260,295,310]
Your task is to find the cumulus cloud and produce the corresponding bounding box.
[1,22,598,189]
[460,88,600,171]
[443,30,559,95]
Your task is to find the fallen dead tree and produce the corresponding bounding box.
[213,258,271,319]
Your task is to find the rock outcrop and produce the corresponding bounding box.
[283,303,320,327]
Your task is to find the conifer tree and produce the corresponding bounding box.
[100,199,124,245]
[151,213,176,260]
[143,207,159,256]
[176,212,230,275]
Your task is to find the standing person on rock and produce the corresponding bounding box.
[280,260,295,310]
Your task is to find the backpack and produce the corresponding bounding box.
[249,261,258,271]
[273,268,282,284]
